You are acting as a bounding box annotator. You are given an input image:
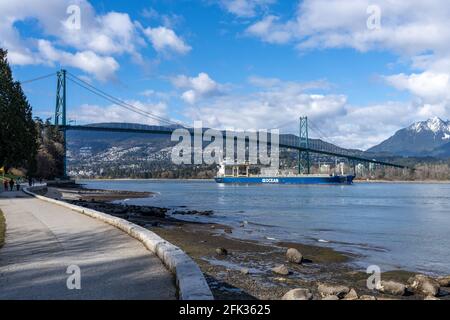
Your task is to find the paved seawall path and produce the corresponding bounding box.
[0,190,176,300]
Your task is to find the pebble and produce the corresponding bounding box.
[424,295,440,300]
[359,295,377,300]
[215,247,228,256]
[240,268,249,275]
[317,283,350,299]
[272,265,289,276]
[379,280,406,296]
[343,288,358,300]
[282,288,313,300]
[322,295,339,300]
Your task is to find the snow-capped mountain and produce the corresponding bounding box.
[409,117,450,137]
[368,117,450,157]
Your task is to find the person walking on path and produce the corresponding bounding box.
[3,179,8,192]
[9,179,14,191]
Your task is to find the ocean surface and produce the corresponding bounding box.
[80,179,450,275]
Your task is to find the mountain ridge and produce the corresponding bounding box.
[368,117,450,157]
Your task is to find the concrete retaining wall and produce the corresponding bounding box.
[23,186,213,300]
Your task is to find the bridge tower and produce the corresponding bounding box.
[298,116,311,174]
[55,69,68,178]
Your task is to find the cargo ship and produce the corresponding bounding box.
[214,161,355,185]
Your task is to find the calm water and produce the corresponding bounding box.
[80,180,450,275]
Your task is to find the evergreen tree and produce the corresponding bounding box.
[0,49,38,174]
[34,117,64,179]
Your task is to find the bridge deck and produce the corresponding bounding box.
[62,124,408,169]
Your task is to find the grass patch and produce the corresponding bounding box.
[0,209,5,248]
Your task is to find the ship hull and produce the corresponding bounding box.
[215,175,355,185]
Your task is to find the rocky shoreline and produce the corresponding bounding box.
[44,184,154,202]
[47,185,450,300]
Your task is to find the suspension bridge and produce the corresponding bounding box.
[21,69,409,178]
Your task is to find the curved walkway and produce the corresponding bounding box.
[0,191,176,300]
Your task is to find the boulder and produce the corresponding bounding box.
[272,265,289,276]
[378,280,406,296]
[343,288,358,300]
[437,275,450,287]
[215,247,228,256]
[359,295,377,300]
[424,295,440,300]
[317,283,350,299]
[286,248,303,264]
[322,295,339,300]
[408,275,440,297]
[282,288,313,300]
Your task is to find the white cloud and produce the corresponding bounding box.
[220,0,275,18]
[248,76,329,90]
[181,90,198,105]
[37,40,119,81]
[142,8,184,29]
[172,72,224,104]
[242,0,450,136]
[47,8,145,58]
[245,0,450,54]
[144,27,191,55]
[189,95,425,150]
[185,76,346,133]
[246,15,294,44]
[0,0,191,80]
[71,100,168,126]
[188,93,346,130]
[180,76,450,150]
[0,0,137,80]
[385,72,450,104]
[140,89,172,100]
[331,101,419,149]
[81,12,142,55]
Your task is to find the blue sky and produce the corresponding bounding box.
[2,0,450,149]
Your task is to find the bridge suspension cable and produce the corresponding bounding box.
[308,120,335,144]
[269,119,299,131]
[65,71,187,128]
[270,117,341,148]
[19,72,56,85]
[308,119,351,155]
